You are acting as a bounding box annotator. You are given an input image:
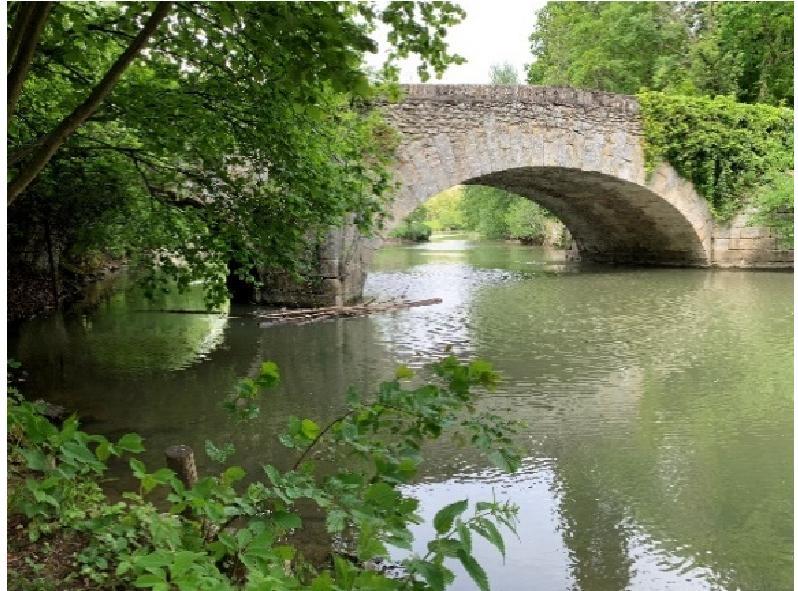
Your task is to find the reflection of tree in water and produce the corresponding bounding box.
[468,268,792,590]
[553,451,633,591]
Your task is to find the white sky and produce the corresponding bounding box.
[365,0,547,84]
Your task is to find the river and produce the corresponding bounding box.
[9,234,793,591]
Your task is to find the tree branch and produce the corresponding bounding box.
[7,1,173,205]
[7,2,34,68]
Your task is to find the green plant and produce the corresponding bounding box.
[390,220,432,242]
[8,357,522,590]
[505,199,548,244]
[750,170,794,246]
[639,91,794,219]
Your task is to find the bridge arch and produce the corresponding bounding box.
[254,85,791,308]
[382,85,713,265]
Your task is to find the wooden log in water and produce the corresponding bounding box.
[257,298,442,326]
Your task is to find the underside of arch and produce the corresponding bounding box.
[455,167,711,266]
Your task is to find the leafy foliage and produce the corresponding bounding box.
[638,92,794,219]
[390,205,432,242]
[489,62,519,85]
[750,171,794,246]
[390,220,432,243]
[7,1,467,308]
[419,189,466,232]
[504,200,549,244]
[408,185,558,243]
[8,356,522,590]
[527,1,793,106]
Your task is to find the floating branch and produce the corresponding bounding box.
[257,298,443,326]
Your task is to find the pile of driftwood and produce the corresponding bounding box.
[257,298,442,327]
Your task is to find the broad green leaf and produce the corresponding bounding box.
[433,499,468,534]
[222,465,246,484]
[456,548,490,591]
[272,510,302,531]
[326,509,347,533]
[258,361,280,387]
[364,482,398,508]
[117,433,145,453]
[300,419,321,440]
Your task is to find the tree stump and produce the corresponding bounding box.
[165,445,198,488]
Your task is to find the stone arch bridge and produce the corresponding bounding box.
[257,85,792,306]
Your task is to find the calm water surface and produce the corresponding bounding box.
[10,235,793,591]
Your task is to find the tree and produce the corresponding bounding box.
[489,62,518,85]
[527,2,689,95]
[526,1,793,105]
[7,2,173,204]
[505,199,548,243]
[6,1,468,307]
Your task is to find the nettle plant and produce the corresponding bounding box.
[8,357,522,591]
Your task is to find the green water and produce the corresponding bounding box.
[9,236,793,591]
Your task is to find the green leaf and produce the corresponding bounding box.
[395,365,414,380]
[433,499,468,534]
[205,439,235,463]
[456,548,490,591]
[300,418,321,440]
[117,433,145,453]
[411,559,449,591]
[471,517,505,559]
[272,510,302,531]
[135,551,172,570]
[21,448,51,472]
[427,538,462,558]
[258,361,280,387]
[364,482,398,508]
[457,520,472,553]
[95,440,113,462]
[326,509,347,533]
[222,465,246,484]
[130,458,146,478]
[134,572,167,589]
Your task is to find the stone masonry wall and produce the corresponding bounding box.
[252,216,371,307]
[712,210,793,269]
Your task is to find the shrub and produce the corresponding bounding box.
[638,92,794,220]
[8,357,521,591]
[390,220,432,242]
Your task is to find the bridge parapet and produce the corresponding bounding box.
[396,84,640,115]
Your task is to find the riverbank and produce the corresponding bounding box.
[7,258,125,324]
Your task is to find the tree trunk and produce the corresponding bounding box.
[7,2,173,205]
[7,2,53,122]
[43,215,59,307]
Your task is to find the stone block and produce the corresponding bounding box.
[322,278,343,297]
[319,258,340,278]
[739,226,766,239]
[712,238,730,251]
[713,226,731,239]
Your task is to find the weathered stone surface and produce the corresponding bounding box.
[711,210,792,269]
[379,85,721,267]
